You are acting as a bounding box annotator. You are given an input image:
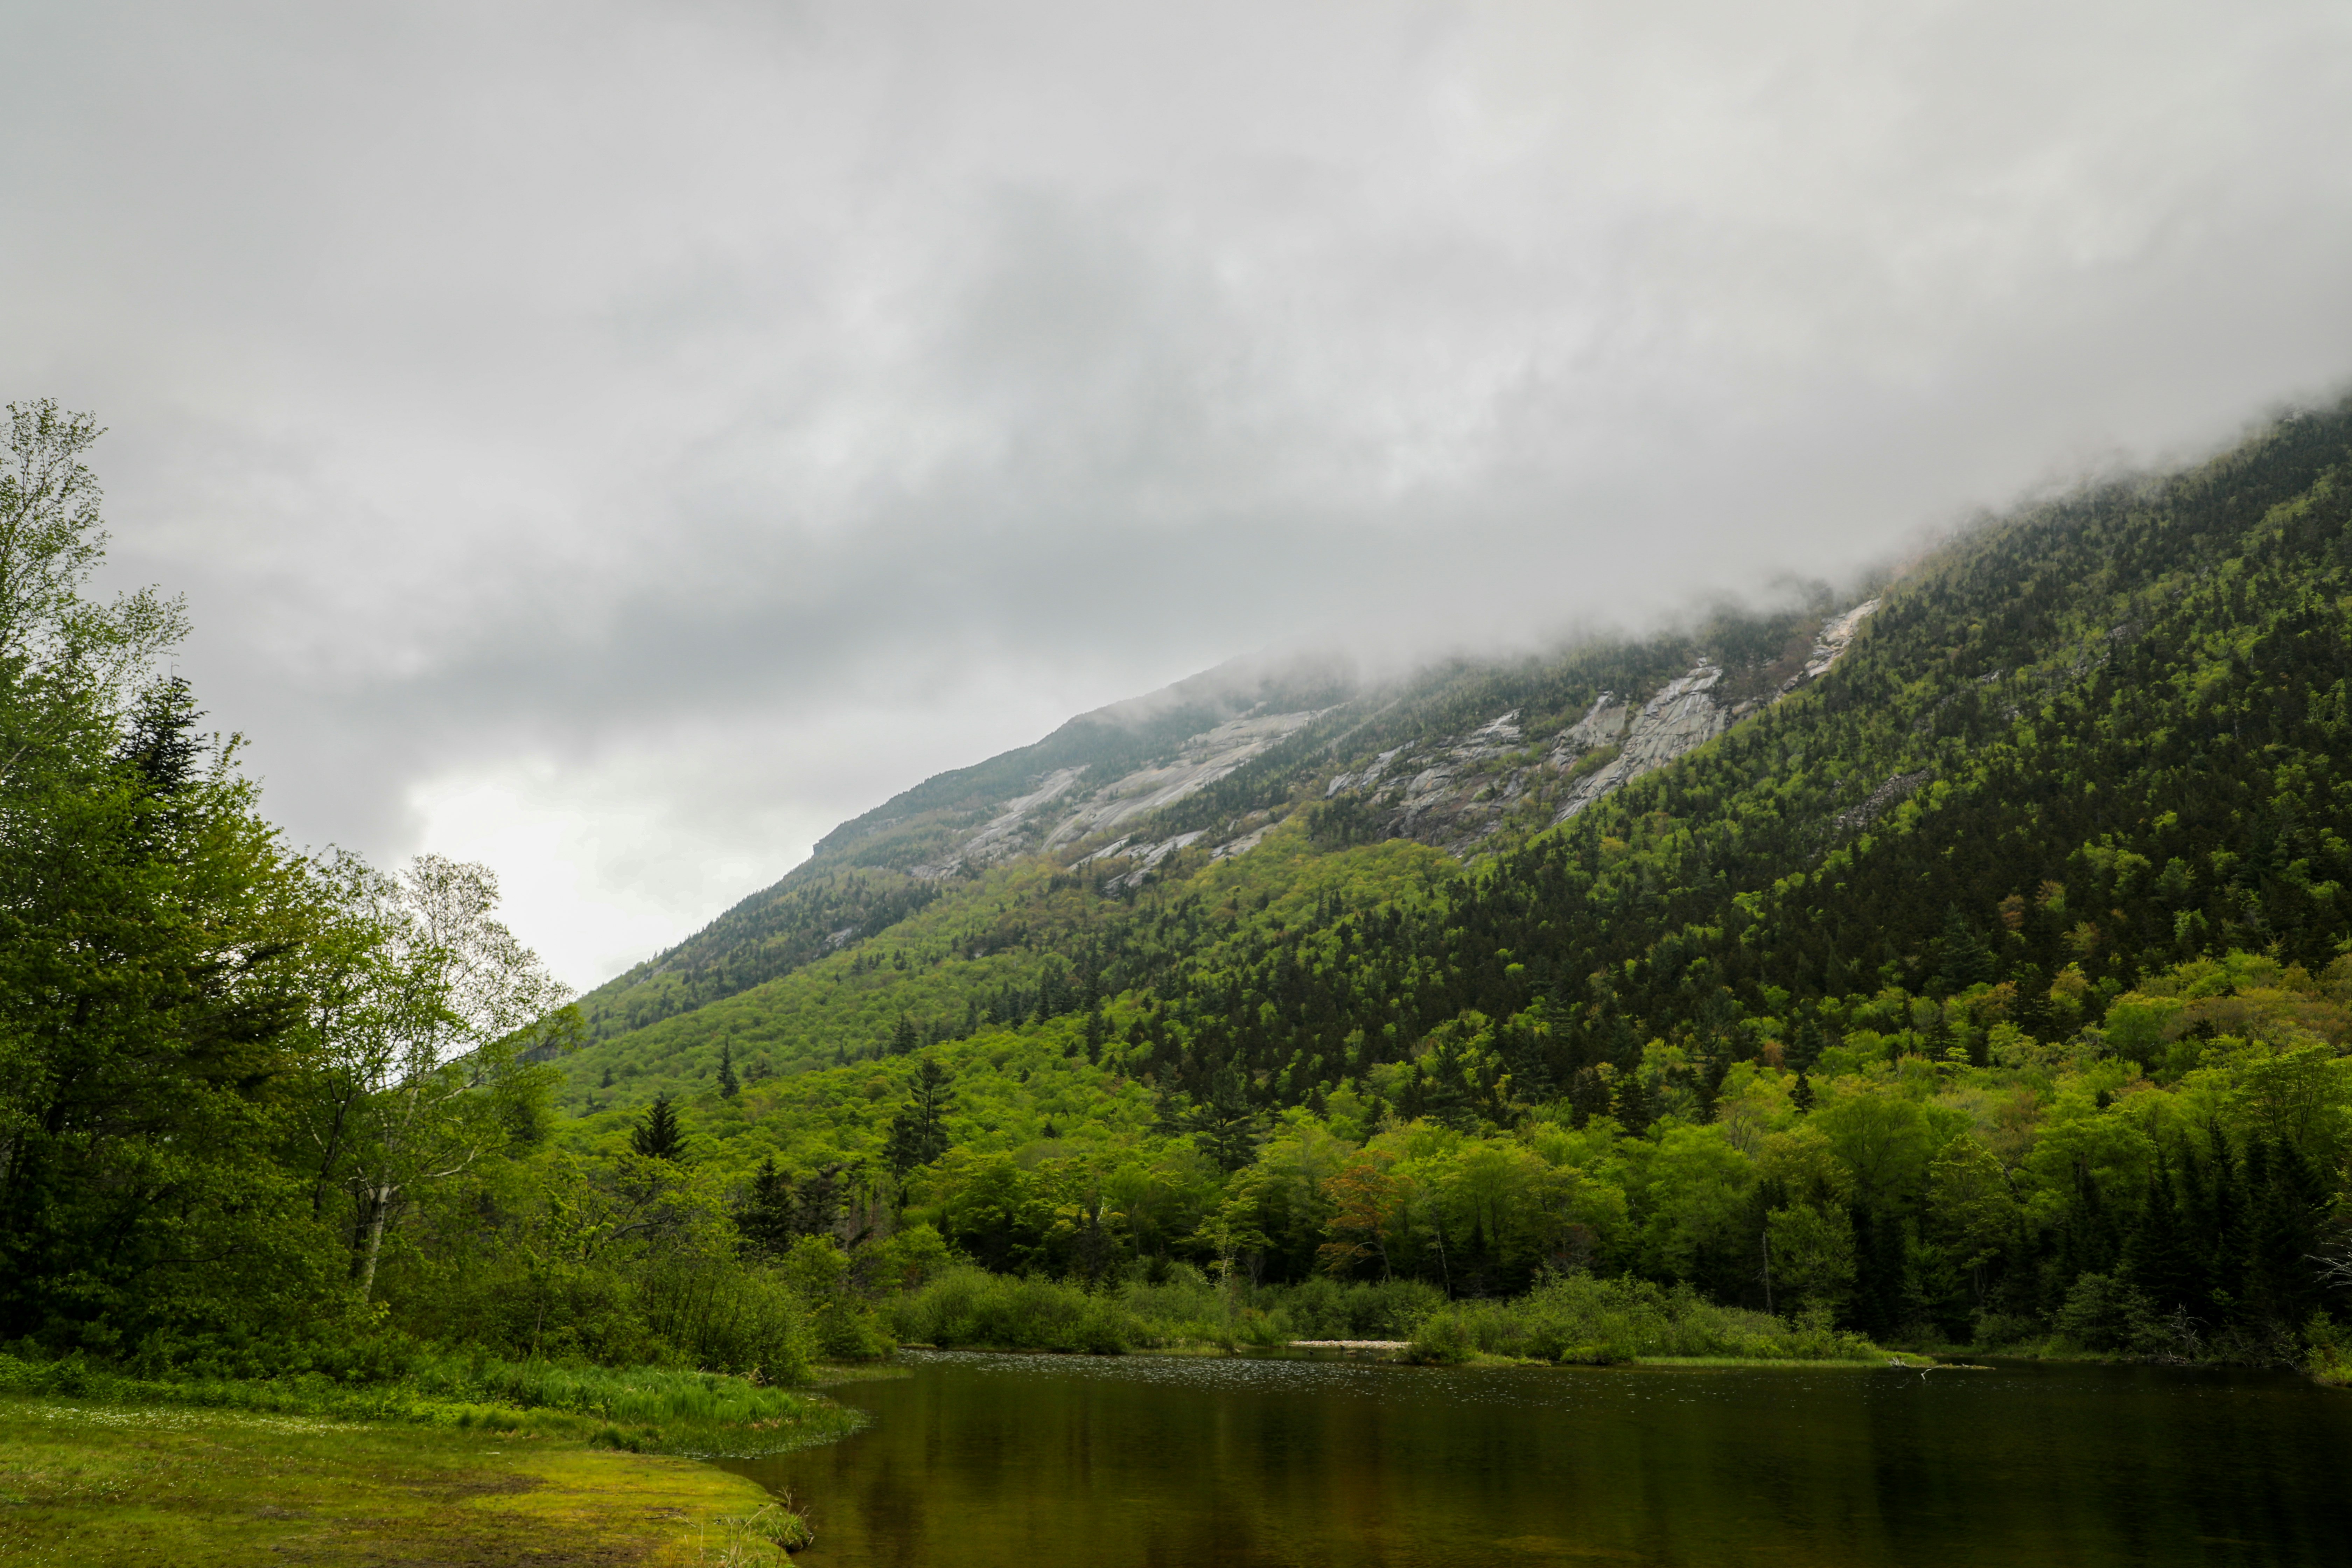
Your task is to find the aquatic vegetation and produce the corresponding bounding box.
[701,1498,817,1563]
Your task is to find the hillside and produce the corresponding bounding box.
[562,401,2352,1126]
[573,584,1875,1050]
[546,396,2352,1353]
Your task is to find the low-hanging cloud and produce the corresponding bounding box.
[5,0,2349,984]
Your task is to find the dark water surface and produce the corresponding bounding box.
[722,1351,2352,1567]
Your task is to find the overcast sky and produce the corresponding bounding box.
[6,0,2349,989]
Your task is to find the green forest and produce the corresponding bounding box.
[6,391,2352,1415]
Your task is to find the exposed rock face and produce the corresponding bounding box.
[1786,598,1879,693]
[911,708,1325,878]
[940,767,1088,872]
[918,600,1882,885]
[1832,768,1931,834]
[1318,710,1538,854]
[1078,829,1210,888]
[1307,599,1882,854]
[1042,709,1325,850]
[1552,665,1728,822]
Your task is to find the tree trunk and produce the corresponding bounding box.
[355,1182,395,1302]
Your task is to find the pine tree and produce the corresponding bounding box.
[736,1156,796,1259]
[717,1042,740,1099]
[1181,1063,1262,1172]
[886,1058,954,1179]
[2247,1139,2326,1331]
[2124,1156,2200,1320]
[115,676,204,795]
[630,1094,687,1161]
[794,1161,846,1238]
[1934,905,1995,996]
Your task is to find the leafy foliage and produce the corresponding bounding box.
[545,396,2352,1370]
[13,393,2352,1391]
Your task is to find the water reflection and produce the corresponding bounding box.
[723,1352,2352,1567]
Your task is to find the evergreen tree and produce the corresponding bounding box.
[114,676,203,795]
[736,1156,797,1259]
[1180,1063,1264,1173]
[1934,905,1995,996]
[886,1058,954,1179]
[630,1094,687,1161]
[2124,1157,2201,1320]
[794,1161,846,1238]
[717,1042,740,1099]
[2247,1139,2326,1331]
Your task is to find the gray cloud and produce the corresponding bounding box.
[5,0,2349,982]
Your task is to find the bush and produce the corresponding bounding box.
[1402,1274,1880,1364]
[1116,1264,1226,1339]
[2052,1273,2166,1355]
[2304,1315,2351,1387]
[889,1267,1145,1353]
[813,1300,895,1363]
[1267,1277,1443,1339]
[1969,1311,2041,1348]
[1401,1311,1474,1365]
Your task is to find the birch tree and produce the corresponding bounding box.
[308,852,575,1301]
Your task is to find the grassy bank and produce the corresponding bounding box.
[0,1395,811,1567]
[0,1351,862,1460]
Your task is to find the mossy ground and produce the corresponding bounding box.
[0,1396,791,1566]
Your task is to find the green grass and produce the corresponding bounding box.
[0,1394,802,1567]
[0,1350,863,1459]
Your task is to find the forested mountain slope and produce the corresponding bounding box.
[576,581,1878,1049]
[570,399,2352,1114]
[552,397,2352,1358]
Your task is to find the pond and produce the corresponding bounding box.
[722,1351,2352,1567]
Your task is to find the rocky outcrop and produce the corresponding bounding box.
[1302,598,1883,853]
[1077,829,1211,888]
[1831,768,1931,833]
[1042,709,1325,851]
[919,600,1884,886]
[1552,665,1728,822]
[929,767,1088,874]
[1785,598,1879,693]
[911,708,1326,879]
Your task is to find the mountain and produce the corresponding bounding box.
[573,589,1877,1051]
[544,392,2352,1353]
[562,398,2352,1133]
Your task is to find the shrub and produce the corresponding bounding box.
[2052,1273,2164,1355]
[889,1267,1144,1353]
[1402,1311,1474,1365]
[1401,1274,1879,1364]
[1270,1277,1443,1338]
